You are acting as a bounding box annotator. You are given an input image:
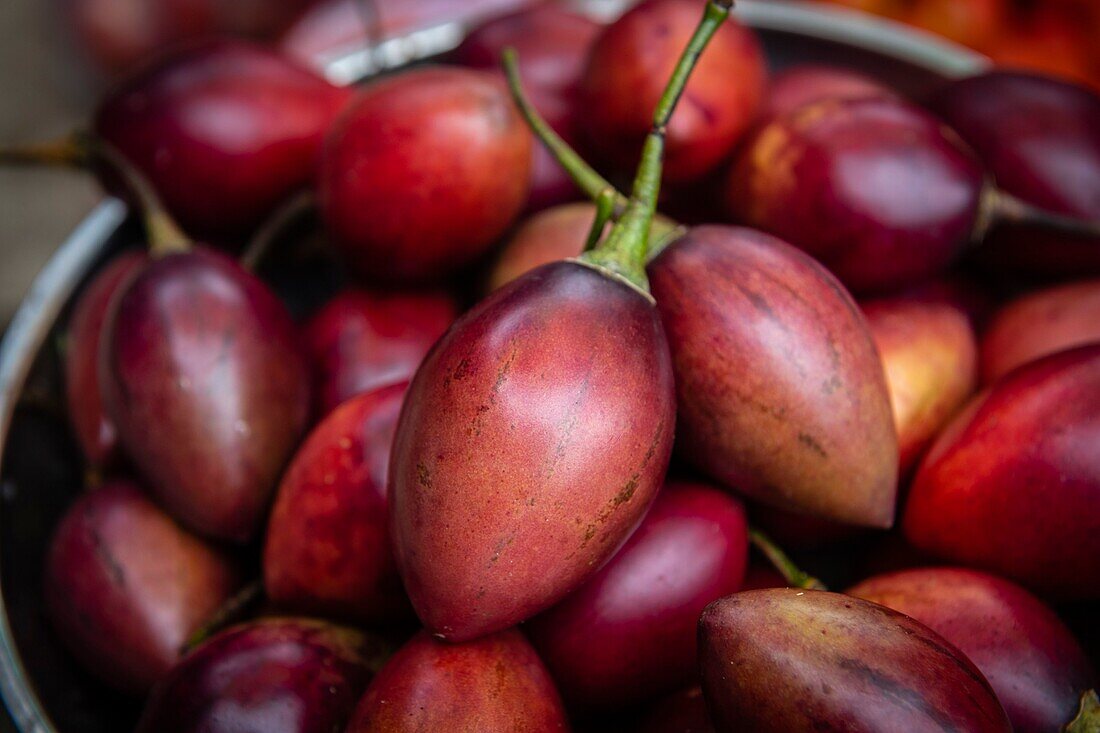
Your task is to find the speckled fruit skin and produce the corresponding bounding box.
[320,66,533,284]
[726,97,985,293]
[65,250,147,465]
[980,278,1100,383]
[303,289,456,416]
[135,618,377,733]
[648,226,897,528]
[102,248,311,542]
[264,382,410,624]
[902,344,1100,599]
[44,481,240,694]
[929,71,1100,276]
[454,4,603,211]
[698,589,1012,733]
[863,295,979,474]
[95,40,351,243]
[849,567,1098,733]
[527,481,748,711]
[389,261,675,641]
[347,629,569,732]
[579,0,766,184]
[762,64,896,119]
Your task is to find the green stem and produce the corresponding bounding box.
[90,140,191,258]
[0,131,90,167]
[976,186,1100,241]
[585,187,618,252]
[749,527,827,591]
[183,580,264,653]
[1066,689,1100,733]
[581,0,734,291]
[502,48,628,216]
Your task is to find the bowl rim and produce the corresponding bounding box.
[0,2,987,730]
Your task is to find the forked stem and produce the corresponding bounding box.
[1066,689,1100,733]
[581,0,733,290]
[584,187,618,252]
[749,527,828,591]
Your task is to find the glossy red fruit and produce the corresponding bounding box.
[346,629,570,731]
[698,589,1012,732]
[903,344,1100,599]
[45,481,240,694]
[65,250,147,465]
[102,248,311,542]
[726,97,985,292]
[579,0,766,184]
[636,687,714,733]
[390,261,675,641]
[647,226,897,527]
[303,289,456,415]
[135,618,378,733]
[863,295,979,474]
[455,4,603,211]
[320,66,533,284]
[849,567,1098,733]
[762,64,896,119]
[980,278,1100,383]
[527,481,748,710]
[929,71,1100,275]
[95,40,351,244]
[66,0,316,76]
[264,382,409,623]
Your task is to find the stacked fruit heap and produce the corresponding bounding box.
[5,0,1100,731]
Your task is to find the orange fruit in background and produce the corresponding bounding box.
[904,0,1008,52]
[987,6,1096,89]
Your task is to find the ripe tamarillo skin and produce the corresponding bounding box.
[849,567,1098,733]
[264,382,410,624]
[647,225,897,527]
[346,629,569,732]
[980,278,1100,384]
[389,261,675,641]
[527,481,748,710]
[95,40,351,243]
[726,97,985,293]
[45,481,240,694]
[903,344,1100,599]
[762,64,896,119]
[320,66,533,284]
[579,0,766,184]
[65,250,147,465]
[929,71,1100,275]
[135,618,378,733]
[102,248,311,542]
[862,295,979,474]
[302,289,456,415]
[454,4,603,211]
[698,589,1012,732]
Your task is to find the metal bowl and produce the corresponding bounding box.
[0,3,987,730]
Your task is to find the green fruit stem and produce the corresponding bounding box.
[0,131,90,168]
[504,0,733,290]
[748,527,828,591]
[183,580,264,653]
[974,184,1100,243]
[1066,689,1100,733]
